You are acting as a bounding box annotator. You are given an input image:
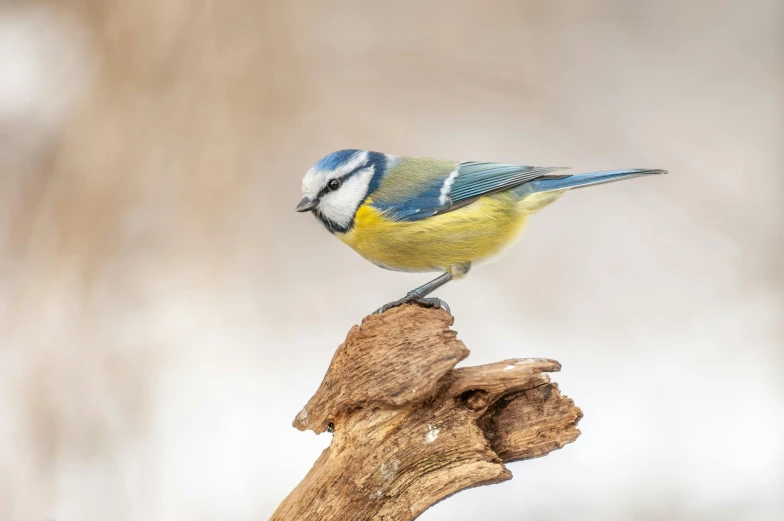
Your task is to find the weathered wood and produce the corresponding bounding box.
[272,304,582,521]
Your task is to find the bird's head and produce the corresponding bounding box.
[297,149,388,233]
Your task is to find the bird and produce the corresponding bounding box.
[296,149,666,314]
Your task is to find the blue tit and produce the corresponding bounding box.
[296,149,666,314]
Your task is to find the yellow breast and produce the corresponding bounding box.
[336,192,528,273]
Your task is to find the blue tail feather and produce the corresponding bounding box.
[516,168,667,196]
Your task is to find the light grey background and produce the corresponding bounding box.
[1,1,782,520]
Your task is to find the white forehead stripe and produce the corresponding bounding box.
[324,150,369,179]
[438,168,460,205]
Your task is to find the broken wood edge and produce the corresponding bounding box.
[293,304,469,434]
[272,304,583,521]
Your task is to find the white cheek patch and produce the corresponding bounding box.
[317,167,374,228]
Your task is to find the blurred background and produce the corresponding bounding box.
[1,0,782,520]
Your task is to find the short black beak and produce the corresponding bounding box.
[296,196,318,212]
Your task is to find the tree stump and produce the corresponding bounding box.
[270,304,582,520]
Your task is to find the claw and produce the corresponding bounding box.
[373,296,451,315]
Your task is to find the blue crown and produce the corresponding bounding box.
[313,149,363,171]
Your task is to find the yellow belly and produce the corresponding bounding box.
[336,192,528,273]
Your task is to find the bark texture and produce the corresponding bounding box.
[271,304,582,521]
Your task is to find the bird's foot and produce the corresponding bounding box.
[373,295,450,315]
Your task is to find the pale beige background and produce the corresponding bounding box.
[1,1,782,520]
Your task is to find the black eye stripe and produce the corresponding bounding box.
[316,184,334,198]
[317,162,369,198]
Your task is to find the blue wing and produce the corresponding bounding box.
[377,161,568,222]
[449,162,568,202]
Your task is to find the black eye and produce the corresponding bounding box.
[327,179,341,191]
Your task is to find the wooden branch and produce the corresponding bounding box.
[271,304,582,521]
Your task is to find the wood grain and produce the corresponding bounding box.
[272,304,582,520]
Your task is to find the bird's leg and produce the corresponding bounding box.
[373,273,453,315]
[373,263,471,315]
